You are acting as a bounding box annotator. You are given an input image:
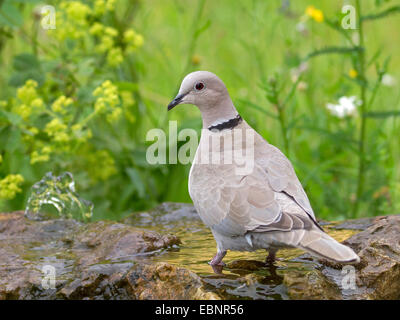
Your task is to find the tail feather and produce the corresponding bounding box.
[299,230,360,264]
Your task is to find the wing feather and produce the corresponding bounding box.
[254,136,316,220]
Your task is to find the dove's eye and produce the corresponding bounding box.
[194,82,205,91]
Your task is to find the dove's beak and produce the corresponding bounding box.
[168,93,186,111]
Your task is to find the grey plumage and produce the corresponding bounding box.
[168,71,360,266]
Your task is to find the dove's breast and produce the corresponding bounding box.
[189,161,237,228]
[188,127,247,228]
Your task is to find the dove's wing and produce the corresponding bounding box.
[253,132,317,221]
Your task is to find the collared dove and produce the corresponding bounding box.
[168,71,360,267]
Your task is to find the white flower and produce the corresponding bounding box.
[326,96,362,118]
[381,74,396,87]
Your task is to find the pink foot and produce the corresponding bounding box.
[209,250,227,266]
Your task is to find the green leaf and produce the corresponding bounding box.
[126,167,145,198]
[0,0,23,27]
[0,26,13,37]
[194,19,211,39]
[8,53,44,87]
[367,48,383,67]
[13,53,41,71]
[5,127,22,152]
[0,109,21,125]
[362,5,400,21]
[364,111,400,118]
[131,149,152,168]
[304,46,363,61]
[8,69,45,87]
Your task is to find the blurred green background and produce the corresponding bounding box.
[0,0,399,221]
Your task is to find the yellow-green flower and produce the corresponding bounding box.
[124,29,144,51]
[106,0,116,11]
[349,69,358,78]
[17,79,38,104]
[30,146,52,164]
[89,22,104,36]
[45,118,70,143]
[107,47,124,66]
[94,0,106,15]
[94,97,107,113]
[96,35,114,53]
[305,5,324,23]
[121,91,135,106]
[14,80,44,120]
[133,34,144,47]
[55,1,91,40]
[105,27,118,37]
[123,29,136,42]
[94,0,115,15]
[63,1,91,24]
[52,95,73,114]
[31,98,44,109]
[93,81,121,122]
[0,174,24,200]
[106,107,122,123]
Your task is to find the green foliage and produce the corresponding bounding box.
[0,0,399,220]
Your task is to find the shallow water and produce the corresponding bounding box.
[140,217,357,300]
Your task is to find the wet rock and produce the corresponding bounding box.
[227,260,267,271]
[58,262,218,300]
[0,211,217,300]
[283,267,342,300]
[74,221,181,266]
[330,217,377,231]
[126,262,219,300]
[342,215,400,299]
[282,214,400,300]
[122,202,200,230]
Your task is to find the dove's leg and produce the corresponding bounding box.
[265,248,277,265]
[209,250,227,266]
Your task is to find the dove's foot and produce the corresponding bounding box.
[210,264,224,274]
[209,250,227,266]
[265,249,277,265]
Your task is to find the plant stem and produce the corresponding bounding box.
[276,103,289,155]
[352,0,368,218]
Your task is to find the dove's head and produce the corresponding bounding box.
[167,71,232,111]
[168,71,238,128]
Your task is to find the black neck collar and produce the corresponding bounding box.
[208,115,242,132]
